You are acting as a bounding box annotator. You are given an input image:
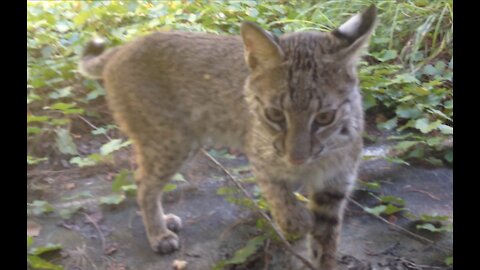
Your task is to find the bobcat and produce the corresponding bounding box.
[79,5,376,269]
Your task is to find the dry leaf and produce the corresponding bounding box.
[388,215,398,224]
[104,242,118,255]
[64,183,76,190]
[27,221,42,237]
[172,259,188,270]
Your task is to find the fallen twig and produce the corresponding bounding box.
[348,198,452,253]
[404,187,441,201]
[82,212,106,253]
[201,149,316,270]
[77,115,112,141]
[263,238,271,270]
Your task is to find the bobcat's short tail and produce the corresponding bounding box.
[78,38,119,79]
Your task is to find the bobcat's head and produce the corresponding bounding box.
[241,5,376,166]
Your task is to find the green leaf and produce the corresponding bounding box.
[377,117,397,130]
[163,183,177,192]
[27,115,50,124]
[394,141,418,152]
[438,124,453,135]
[360,181,381,191]
[403,211,418,220]
[246,7,259,18]
[28,200,54,216]
[416,223,452,233]
[407,147,424,159]
[27,236,34,248]
[56,21,70,33]
[410,86,430,96]
[92,124,116,135]
[49,102,84,115]
[86,84,106,100]
[172,173,186,182]
[49,86,73,99]
[27,156,48,165]
[426,157,443,166]
[419,214,450,222]
[444,150,453,163]
[112,169,134,192]
[73,10,92,25]
[30,243,62,256]
[27,127,42,135]
[27,255,63,270]
[51,118,71,126]
[69,154,102,167]
[224,235,266,264]
[380,196,406,207]
[99,194,126,205]
[362,92,377,111]
[397,95,414,102]
[423,64,438,76]
[384,157,410,165]
[121,184,137,194]
[425,137,442,146]
[364,205,387,216]
[383,204,404,215]
[445,256,453,266]
[414,118,441,133]
[444,100,453,109]
[393,73,420,84]
[217,186,236,196]
[373,49,397,62]
[100,139,131,156]
[55,128,78,155]
[59,205,83,219]
[395,106,422,119]
[434,61,446,72]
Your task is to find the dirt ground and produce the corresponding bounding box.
[27,139,452,270]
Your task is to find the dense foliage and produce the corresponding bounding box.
[27,0,452,168]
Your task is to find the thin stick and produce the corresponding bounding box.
[82,212,106,253]
[77,115,112,141]
[27,168,82,176]
[348,198,452,253]
[404,187,441,201]
[201,149,316,270]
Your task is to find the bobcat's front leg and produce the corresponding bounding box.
[308,188,349,270]
[257,179,313,236]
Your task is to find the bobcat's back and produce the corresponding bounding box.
[98,32,251,149]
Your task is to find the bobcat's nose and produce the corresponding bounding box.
[289,156,307,165]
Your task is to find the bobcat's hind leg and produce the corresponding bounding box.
[134,129,195,254]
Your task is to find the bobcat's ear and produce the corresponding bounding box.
[331,5,377,63]
[241,21,283,70]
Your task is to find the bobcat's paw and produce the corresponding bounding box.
[149,231,180,254]
[164,213,182,233]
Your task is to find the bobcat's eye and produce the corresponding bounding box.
[265,107,285,123]
[315,110,336,126]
